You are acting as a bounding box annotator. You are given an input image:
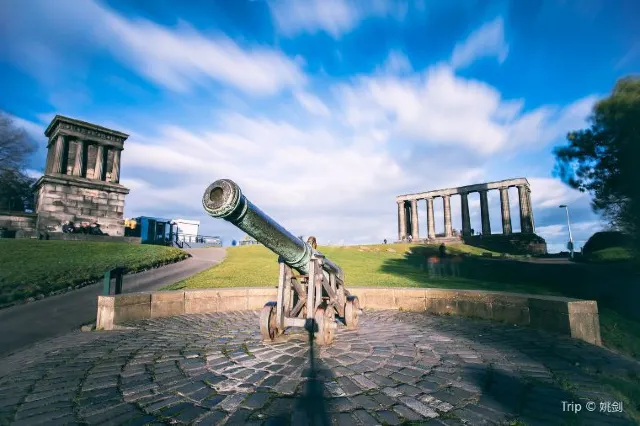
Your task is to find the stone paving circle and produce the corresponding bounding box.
[1,309,638,426]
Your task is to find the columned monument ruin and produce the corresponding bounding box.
[33,115,130,236]
[396,177,545,253]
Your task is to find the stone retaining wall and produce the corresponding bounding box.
[0,211,38,232]
[96,287,601,346]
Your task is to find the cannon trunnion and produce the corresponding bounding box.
[203,179,360,345]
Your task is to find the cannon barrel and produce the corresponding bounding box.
[203,179,342,278]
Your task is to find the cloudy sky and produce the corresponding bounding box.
[1,0,638,251]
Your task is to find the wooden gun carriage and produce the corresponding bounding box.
[202,179,360,345]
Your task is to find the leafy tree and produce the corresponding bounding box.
[0,112,38,211]
[554,76,640,245]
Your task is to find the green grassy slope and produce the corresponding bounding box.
[0,239,188,306]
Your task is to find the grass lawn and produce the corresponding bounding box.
[585,246,637,263]
[165,243,547,294]
[0,239,188,307]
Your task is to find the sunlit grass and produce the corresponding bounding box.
[165,243,547,293]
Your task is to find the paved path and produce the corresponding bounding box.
[0,248,225,357]
[0,311,637,425]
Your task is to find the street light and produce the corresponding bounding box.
[559,205,574,258]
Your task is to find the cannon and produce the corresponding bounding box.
[202,179,360,345]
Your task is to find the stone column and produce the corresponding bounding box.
[72,140,85,177]
[110,149,121,183]
[398,201,407,240]
[527,189,535,232]
[499,187,512,235]
[51,135,66,175]
[518,185,532,233]
[443,195,452,237]
[460,192,471,237]
[410,199,419,239]
[426,198,436,239]
[94,145,105,181]
[44,145,54,174]
[479,190,491,235]
[397,201,404,241]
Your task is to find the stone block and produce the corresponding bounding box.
[490,303,530,325]
[425,297,457,315]
[246,288,277,310]
[456,299,491,319]
[394,289,426,311]
[530,310,571,334]
[44,192,63,200]
[96,296,115,330]
[569,312,602,346]
[151,292,185,318]
[98,191,108,199]
[349,288,394,309]
[217,289,252,312]
[184,290,222,314]
[425,288,460,300]
[528,297,571,313]
[568,300,598,314]
[66,194,85,202]
[113,293,151,324]
[44,204,65,213]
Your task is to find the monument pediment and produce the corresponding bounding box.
[45,115,128,149]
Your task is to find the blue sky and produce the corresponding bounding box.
[1,0,638,251]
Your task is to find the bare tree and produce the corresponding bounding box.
[0,113,37,172]
[0,112,38,211]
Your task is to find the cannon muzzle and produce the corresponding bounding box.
[203,179,341,277]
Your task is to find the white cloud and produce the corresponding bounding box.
[25,169,43,180]
[379,51,413,74]
[336,64,597,155]
[294,92,331,116]
[268,0,408,38]
[536,224,566,239]
[5,114,46,142]
[450,17,509,69]
[103,16,306,95]
[528,177,588,209]
[508,96,597,149]
[1,0,306,96]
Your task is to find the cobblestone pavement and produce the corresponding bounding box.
[0,310,638,426]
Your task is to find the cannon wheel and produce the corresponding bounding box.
[260,302,278,341]
[345,296,360,329]
[314,304,336,345]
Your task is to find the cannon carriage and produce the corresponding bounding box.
[202,179,360,345]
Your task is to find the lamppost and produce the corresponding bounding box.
[559,205,574,258]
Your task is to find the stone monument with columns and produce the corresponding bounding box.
[33,115,130,236]
[395,177,546,254]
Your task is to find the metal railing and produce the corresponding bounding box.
[103,266,125,295]
[173,234,222,248]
